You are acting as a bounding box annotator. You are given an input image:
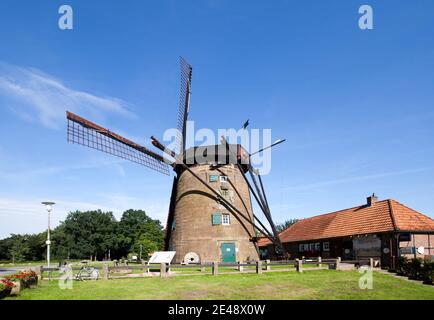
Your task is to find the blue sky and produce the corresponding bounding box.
[1,1,434,239]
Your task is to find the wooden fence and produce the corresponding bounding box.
[38,257,377,280]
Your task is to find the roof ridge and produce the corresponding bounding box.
[387,199,399,231]
[292,199,390,221]
[389,199,434,223]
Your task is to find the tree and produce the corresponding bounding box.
[62,210,118,260]
[0,208,165,262]
[276,219,299,232]
[118,209,164,258]
[9,235,30,263]
[131,238,159,260]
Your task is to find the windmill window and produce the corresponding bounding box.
[221,190,229,197]
[220,176,229,183]
[209,175,219,182]
[222,214,230,225]
[171,219,176,230]
[212,212,221,225]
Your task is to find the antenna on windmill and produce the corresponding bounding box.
[250,139,286,156]
[241,119,249,130]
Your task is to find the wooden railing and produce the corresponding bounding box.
[37,257,379,280]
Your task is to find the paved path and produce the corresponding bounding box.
[0,265,36,277]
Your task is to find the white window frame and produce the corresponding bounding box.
[299,244,304,252]
[220,175,229,183]
[323,242,330,252]
[222,213,230,225]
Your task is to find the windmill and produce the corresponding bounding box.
[66,57,285,263]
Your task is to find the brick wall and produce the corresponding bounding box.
[169,164,259,263]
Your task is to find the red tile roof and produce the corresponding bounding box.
[259,199,434,246]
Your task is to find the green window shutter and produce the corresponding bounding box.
[209,174,219,182]
[212,213,221,225]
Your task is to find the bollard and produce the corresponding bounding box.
[256,261,263,274]
[103,264,109,280]
[296,259,303,273]
[237,261,244,272]
[212,261,219,276]
[160,263,167,277]
[265,259,271,271]
[318,256,322,268]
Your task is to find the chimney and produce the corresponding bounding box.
[367,193,378,206]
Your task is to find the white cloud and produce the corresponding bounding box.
[0,62,135,129]
[0,158,126,180]
[283,166,434,192]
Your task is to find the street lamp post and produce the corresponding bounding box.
[42,201,55,280]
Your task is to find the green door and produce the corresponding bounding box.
[221,243,236,263]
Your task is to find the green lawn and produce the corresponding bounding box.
[5,270,434,300]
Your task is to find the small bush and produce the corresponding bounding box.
[396,256,408,275]
[395,256,434,284]
[407,258,423,280]
[0,279,15,299]
[4,270,38,287]
[420,260,434,284]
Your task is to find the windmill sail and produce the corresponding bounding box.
[176,57,193,156]
[66,111,170,175]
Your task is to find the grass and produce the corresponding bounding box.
[5,270,434,300]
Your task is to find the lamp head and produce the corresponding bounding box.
[42,201,55,213]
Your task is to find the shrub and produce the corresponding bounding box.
[420,260,434,284]
[395,257,434,284]
[4,270,38,287]
[0,279,15,299]
[396,256,408,275]
[407,258,424,280]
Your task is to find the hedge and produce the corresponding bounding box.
[396,257,434,284]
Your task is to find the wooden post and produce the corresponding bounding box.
[38,266,44,281]
[200,263,206,273]
[265,259,271,271]
[237,261,244,272]
[369,258,374,269]
[212,261,219,276]
[36,266,44,280]
[335,257,341,271]
[317,257,322,268]
[256,261,263,274]
[296,259,303,273]
[160,263,167,277]
[103,265,109,280]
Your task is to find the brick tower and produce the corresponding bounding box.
[164,145,259,263]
